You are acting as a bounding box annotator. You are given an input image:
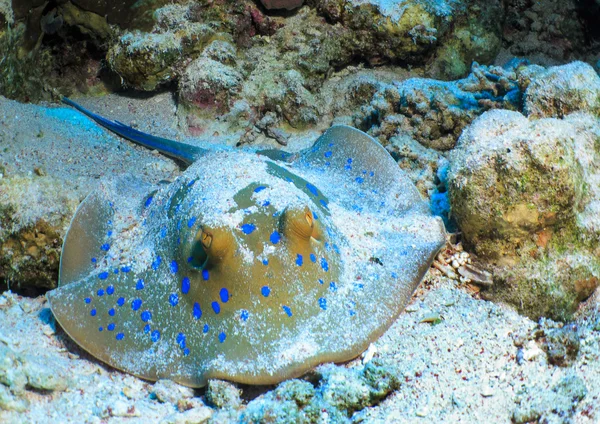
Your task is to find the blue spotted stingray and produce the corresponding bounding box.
[47,98,446,387]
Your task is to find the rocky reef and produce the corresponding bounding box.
[1,0,600,422]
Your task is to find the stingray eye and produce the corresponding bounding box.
[281,206,319,241]
[189,234,209,270]
[305,210,314,228]
[201,231,212,249]
[190,226,236,269]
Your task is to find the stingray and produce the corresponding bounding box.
[46,97,446,387]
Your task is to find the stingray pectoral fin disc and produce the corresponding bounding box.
[60,177,154,287]
[59,191,115,286]
[47,273,165,383]
[298,125,423,210]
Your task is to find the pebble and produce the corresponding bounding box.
[416,406,429,417]
[522,340,544,361]
[159,405,213,424]
[152,379,195,405]
[405,304,419,313]
[110,400,141,417]
[481,386,494,397]
[362,344,377,364]
[0,384,29,412]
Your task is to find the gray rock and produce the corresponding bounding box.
[0,384,28,412]
[204,380,241,409]
[152,379,195,405]
[525,61,600,118]
[512,374,587,423]
[448,109,600,320]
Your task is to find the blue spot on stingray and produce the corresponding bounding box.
[333,244,340,254]
[349,310,356,316]
[84,297,91,304]
[90,309,96,317]
[145,196,153,208]
[241,223,256,234]
[202,270,210,281]
[261,286,271,297]
[193,302,202,320]
[143,324,151,334]
[131,299,142,311]
[270,231,281,244]
[98,326,103,332]
[91,257,97,263]
[296,254,303,266]
[318,279,324,285]
[187,179,196,187]
[98,272,109,280]
[345,164,352,171]
[329,282,337,292]
[117,297,125,306]
[97,288,104,297]
[106,286,114,296]
[306,183,318,196]
[187,256,192,263]
[241,310,249,321]
[310,253,316,263]
[324,151,332,158]
[141,310,152,322]
[211,302,221,314]
[136,279,145,290]
[107,230,113,237]
[151,330,160,342]
[355,177,364,184]
[325,161,331,166]
[262,259,269,266]
[220,288,229,303]
[116,333,124,341]
[108,308,115,316]
[181,277,190,294]
[183,348,190,356]
[160,227,167,238]
[152,256,162,270]
[113,268,119,274]
[121,266,130,273]
[262,201,270,207]
[187,217,197,228]
[107,323,115,331]
[254,186,266,193]
[391,272,398,278]
[177,333,186,348]
[100,243,110,252]
[282,305,293,317]
[319,298,327,310]
[203,324,210,333]
[170,260,178,274]
[321,258,329,272]
[370,171,374,177]
[313,211,318,220]
[169,293,179,306]
[218,332,226,343]
[319,199,328,209]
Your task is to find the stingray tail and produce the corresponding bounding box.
[62,97,206,164]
